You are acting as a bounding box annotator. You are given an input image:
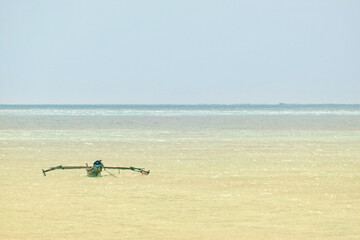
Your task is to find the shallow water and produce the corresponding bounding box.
[0,105,359,240]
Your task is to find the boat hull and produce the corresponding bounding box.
[86,166,103,177]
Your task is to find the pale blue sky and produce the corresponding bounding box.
[1,0,359,104]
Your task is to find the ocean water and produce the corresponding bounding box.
[0,105,359,240]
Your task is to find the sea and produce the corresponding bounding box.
[0,104,359,240]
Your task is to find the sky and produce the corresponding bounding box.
[0,0,359,104]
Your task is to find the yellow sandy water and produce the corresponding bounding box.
[0,106,360,240]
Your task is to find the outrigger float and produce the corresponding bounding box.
[42,160,150,177]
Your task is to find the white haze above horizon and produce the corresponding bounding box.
[0,0,359,104]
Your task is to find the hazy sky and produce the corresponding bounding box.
[1,0,359,104]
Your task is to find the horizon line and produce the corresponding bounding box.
[1,103,359,106]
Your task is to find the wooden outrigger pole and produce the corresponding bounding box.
[42,160,150,177]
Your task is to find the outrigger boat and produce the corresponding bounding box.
[42,160,150,177]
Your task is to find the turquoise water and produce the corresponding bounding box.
[1,104,360,116]
[1,104,360,141]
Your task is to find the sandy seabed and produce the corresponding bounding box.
[0,109,360,240]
